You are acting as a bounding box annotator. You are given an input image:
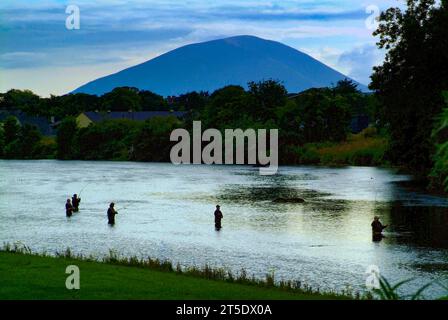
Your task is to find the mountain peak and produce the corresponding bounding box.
[73,36,365,96]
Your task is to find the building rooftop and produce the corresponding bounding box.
[0,110,56,136]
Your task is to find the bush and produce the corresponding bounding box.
[76,119,137,160]
[361,127,378,138]
[294,145,321,164]
[56,117,78,159]
[430,92,448,192]
[132,116,183,162]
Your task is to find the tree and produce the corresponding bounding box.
[294,88,352,143]
[430,91,448,191]
[370,0,448,173]
[1,117,43,159]
[295,89,331,142]
[56,117,78,159]
[59,93,100,116]
[326,95,352,142]
[17,124,42,159]
[0,89,41,115]
[1,116,21,158]
[248,80,287,122]
[100,87,142,111]
[139,90,167,111]
[132,116,182,162]
[76,120,137,160]
[0,125,4,157]
[3,116,20,145]
[202,86,249,129]
[333,79,359,95]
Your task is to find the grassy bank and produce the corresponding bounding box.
[0,250,347,300]
[2,127,389,168]
[295,128,388,166]
[1,246,447,300]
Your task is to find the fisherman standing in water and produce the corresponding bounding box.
[214,205,223,230]
[72,194,81,212]
[66,199,74,217]
[107,202,118,225]
[371,216,388,242]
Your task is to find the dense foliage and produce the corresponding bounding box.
[1,79,373,165]
[0,87,168,119]
[430,92,448,191]
[56,117,78,160]
[56,116,183,162]
[371,0,448,174]
[0,116,54,159]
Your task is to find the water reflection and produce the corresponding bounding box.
[379,203,448,248]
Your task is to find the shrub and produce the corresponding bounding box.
[430,91,448,192]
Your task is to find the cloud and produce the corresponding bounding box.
[222,8,367,21]
[0,0,397,96]
[0,52,48,68]
[337,44,385,85]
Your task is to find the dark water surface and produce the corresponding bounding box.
[0,160,447,298]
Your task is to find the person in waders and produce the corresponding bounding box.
[72,194,81,212]
[66,199,74,217]
[214,205,223,230]
[107,202,118,226]
[371,216,388,242]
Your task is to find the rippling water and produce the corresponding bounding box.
[1,160,447,298]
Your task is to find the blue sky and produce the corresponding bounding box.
[0,0,401,96]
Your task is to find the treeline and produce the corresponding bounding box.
[0,116,55,159]
[0,80,384,169]
[0,87,170,119]
[56,116,182,162]
[51,79,374,163]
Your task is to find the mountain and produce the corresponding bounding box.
[72,35,367,96]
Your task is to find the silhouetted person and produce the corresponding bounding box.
[214,205,223,230]
[371,216,388,235]
[72,194,81,212]
[66,199,74,217]
[107,202,118,225]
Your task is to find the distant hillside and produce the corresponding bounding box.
[73,35,367,96]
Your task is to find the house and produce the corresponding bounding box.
[0,110,57,136]
[76,111,187,128]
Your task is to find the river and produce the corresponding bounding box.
[0,160,447,298]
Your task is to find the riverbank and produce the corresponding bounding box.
[293,129,388,166]
[0,249,348,300]
[1,129,389,166]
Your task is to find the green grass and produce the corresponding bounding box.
[295,128,389,166]
[0,251,346,300]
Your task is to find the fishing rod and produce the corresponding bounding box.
[78,182,90,197]
[114,195,148,212]
[370,176,378,213]
[115,202,137,212]
[78,176,107,197]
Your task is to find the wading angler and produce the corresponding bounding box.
[170,121,278,175]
